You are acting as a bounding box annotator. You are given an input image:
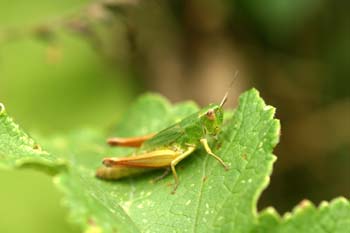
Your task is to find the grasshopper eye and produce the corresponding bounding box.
[206,109,216,121]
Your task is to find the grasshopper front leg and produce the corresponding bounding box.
[170,146,196,194]
[200,138,229,170]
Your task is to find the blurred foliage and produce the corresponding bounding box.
[0,170,79,233]
[0,1,138,233]
[0,0,349,232]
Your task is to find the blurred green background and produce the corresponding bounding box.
[0,0,349,232]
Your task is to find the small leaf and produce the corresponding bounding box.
[0,104,65,174]
[255,197,350,233]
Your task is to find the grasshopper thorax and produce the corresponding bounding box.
[199,104,224,136]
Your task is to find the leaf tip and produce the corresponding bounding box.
[258,206,281,225]
[297,199,313,209]
[0,102,5,115]
[322,196,350,209]
[249,87,260,96]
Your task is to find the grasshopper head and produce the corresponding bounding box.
[199,74,237,136]
[200,104,224,136]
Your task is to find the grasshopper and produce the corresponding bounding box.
[96,91,232,194]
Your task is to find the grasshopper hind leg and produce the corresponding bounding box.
[170,146,196,194]
[107,133,156,148]
[151,168,171,183]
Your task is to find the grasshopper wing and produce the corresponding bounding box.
[141,123,185,150]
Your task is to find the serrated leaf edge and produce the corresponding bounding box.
[259,197,350,223]
[245,89,281,219]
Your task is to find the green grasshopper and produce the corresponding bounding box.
[96,91,231,194]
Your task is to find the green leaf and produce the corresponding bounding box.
[254,197,350,233]
[0,89,349,233]
[0,103,65,174]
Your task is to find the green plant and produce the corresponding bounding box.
[0,89,348,233]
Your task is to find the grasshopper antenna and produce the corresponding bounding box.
[220,70,239,107]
